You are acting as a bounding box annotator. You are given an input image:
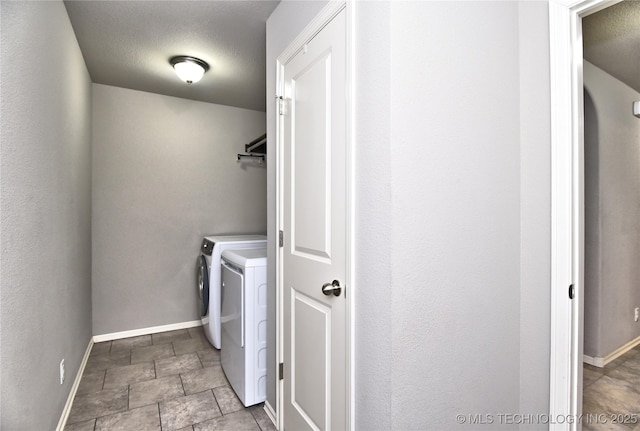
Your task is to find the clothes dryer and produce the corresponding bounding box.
[196,235,266,349]
[220,247,267,407]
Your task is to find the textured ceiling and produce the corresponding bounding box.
[64,0,279,112]
[583,0,640,93]
[64,0,639,111]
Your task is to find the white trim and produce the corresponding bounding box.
[549,1,575,427]
[582,355,604,368]
[56,338,94,431]
[92,320,202,343]
[264,401,277,427]
[584,335,640,368]
[275,2,352,430]
[346,1,356,430]
[548,1,622,430]
[276,1,346,65]
[275,54,284,431]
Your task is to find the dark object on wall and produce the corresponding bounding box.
[237,133,266,163]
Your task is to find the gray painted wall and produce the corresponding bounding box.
[354,2,394,428]
[92,84,266,335]
[388,2,517,427]
[517,2,552,422]
[266,1,553,429]
[265,0,329,410]
[584,61,640,358]
[359,2,551,428]
[0,1,93,429]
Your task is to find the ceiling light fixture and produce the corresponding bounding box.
[170,56,209,85]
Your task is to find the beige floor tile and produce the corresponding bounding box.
[131,343,175,364]
[181,366,228,394]
[111,335,152,352]
[584,375,640,417]
[159,391,221,430]
[584,366,605,387]
[69,328,280,431]
[174,338,214,356]
[67,387,128,425]
[156,352,202,378]
[621,356,640,373]
[152,329,191,345]
[129,374,185,409]
[606,364,640,389]
[76,369,105,396]
[583,419,632,431]
[193,409,259,431]
[64,418,96,431]
[85,349,130,372]
[213,386,244,415]
[604,356,631,372]
[95,404,161,431]
[90,342,112,357]
[103,362,155,389]
[197,349,220,368]
[188,326,208,342]
[249,405,277,431]
[584,347,640,431]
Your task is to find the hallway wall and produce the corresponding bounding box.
[385,2,519,428]
[265,1,553,429]
[584,61,640,359]
[356,1,551,429]
[383,3,552,427]
[0,1,93,428]
[92,84,266,336]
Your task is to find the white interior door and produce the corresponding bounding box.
[280,7,347,431]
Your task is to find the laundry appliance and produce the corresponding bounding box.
[220,247,267,407]
[196,235,266,349]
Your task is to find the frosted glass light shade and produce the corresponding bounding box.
[170,56,209,85]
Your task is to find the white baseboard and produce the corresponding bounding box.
[56,338,94,431]
[584,335,640,368]
[93,319,202,343]
[264,401,277,428]
[583,355,604,367]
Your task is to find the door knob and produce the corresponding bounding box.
[322,280,342,297]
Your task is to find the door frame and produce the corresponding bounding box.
[274,1,354,430]
[548,0,621,429]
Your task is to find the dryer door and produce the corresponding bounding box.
[197,255,209,316]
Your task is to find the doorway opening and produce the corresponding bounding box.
[549,0,640,429]
[581,0,640,423]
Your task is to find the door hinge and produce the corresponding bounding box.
[569,284,575,299]
[279,362,284,380]
[277,96,287,116]
[279,230,284,248]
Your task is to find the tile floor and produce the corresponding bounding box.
[64,327,277,431]
[64,327,640,431]
[583,344,640,431]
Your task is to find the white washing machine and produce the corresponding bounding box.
[196,235,266,349]
[220,247,267,407]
